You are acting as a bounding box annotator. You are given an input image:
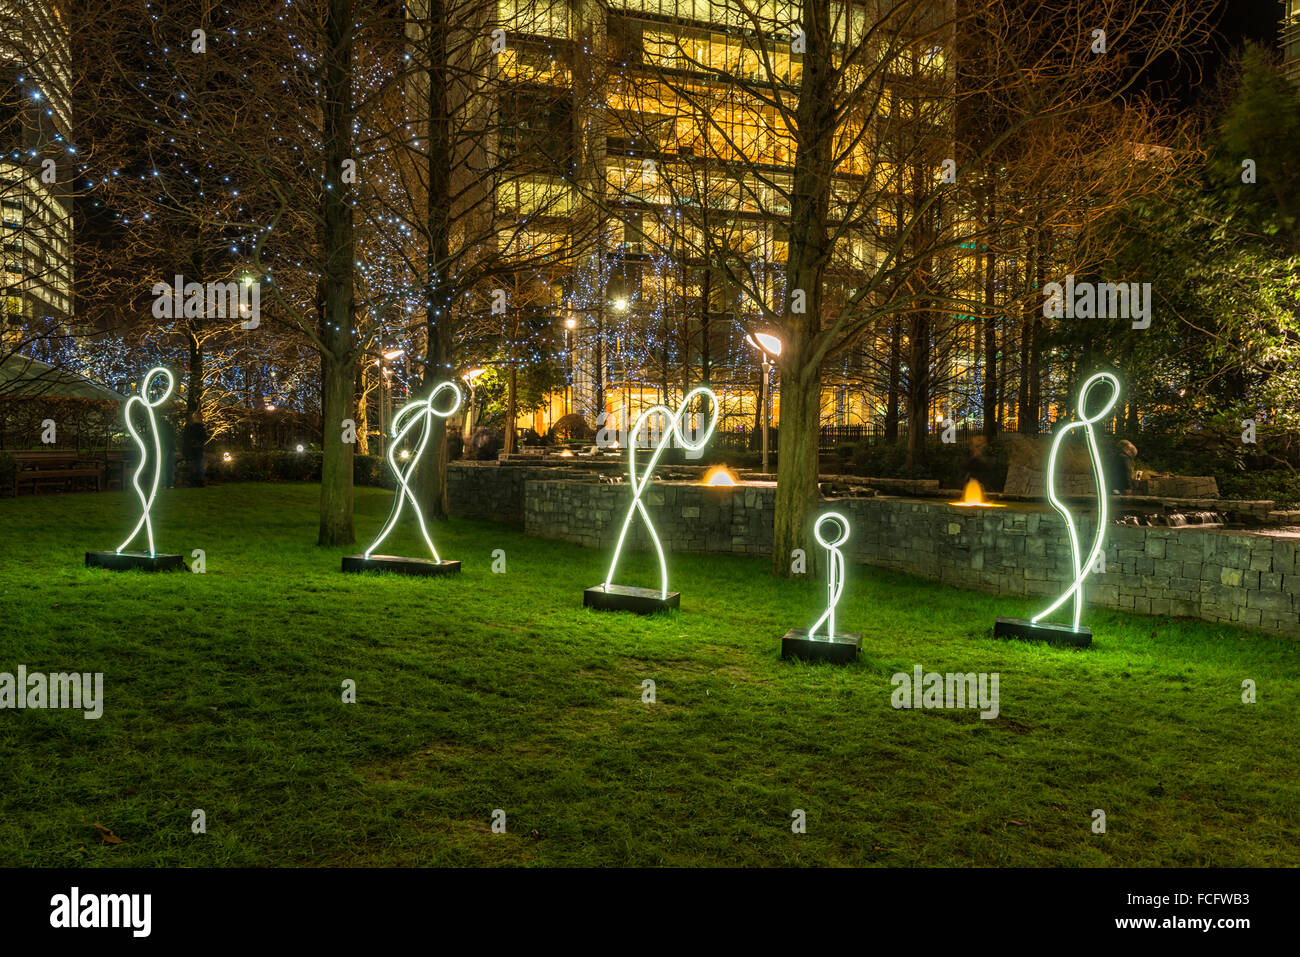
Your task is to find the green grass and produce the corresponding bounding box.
[1,482,1297,867]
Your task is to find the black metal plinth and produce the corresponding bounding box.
[781,627,862,663]
[342,555,461,577]
[85,550,185,572]
[993,616,1092,647]
[584,583,680,614]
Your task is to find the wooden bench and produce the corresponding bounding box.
[9,450,105,495]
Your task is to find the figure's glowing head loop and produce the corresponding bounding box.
[814,512,850,551]
[364,381,462,563]
[116,366,176,557]
[604,387,720,599]
[674,386,720,454]
[1077,372,1120,425]
[140,367,175,407]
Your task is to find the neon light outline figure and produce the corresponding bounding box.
[117,367,175,557]
[808,512,850,640]
[363,380,461,562]
[1032,371,1121,632]
[602,386,719,599]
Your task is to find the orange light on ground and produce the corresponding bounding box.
[558,449,574,457]
[950,478,1004,507]
[703,465,739,486]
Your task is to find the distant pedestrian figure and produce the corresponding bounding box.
[1109,439,1137,494]
[182,410,208,487]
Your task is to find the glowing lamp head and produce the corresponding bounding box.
[565,318,577,330]
[612,298,628,312]
[222,452,232,463]
[399,449,410,460]
[462,367,486,386]
[746,332,783,359]
[296,444,304,453]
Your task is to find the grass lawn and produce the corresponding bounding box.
[1,482,1297,867]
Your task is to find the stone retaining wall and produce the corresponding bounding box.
[520,479,1300,636]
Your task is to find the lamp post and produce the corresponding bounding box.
[564,316,577,418]
[746,332,782,473]
[374,349,404,457]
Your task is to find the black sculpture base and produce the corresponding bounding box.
[85,550,185,572]
[342,555,461,577]
[781,627,862,664]
[584,583,680,614]
[993,616,1092,647]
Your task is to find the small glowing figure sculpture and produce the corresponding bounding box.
[781,512,861,662]
[995,371,1121,645]
[807,512,850,640]
[85,366,185,571]
[585,386,719,613]
[342,381,463,577]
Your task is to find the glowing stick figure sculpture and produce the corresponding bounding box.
[587,387,718,611]
[781,511,861,662]
[117,366,175,557]
[1032,371,1121,633]
[362,380,461,563]
[807,512,850,640]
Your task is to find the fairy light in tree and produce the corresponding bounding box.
[585,387,719,613]
[362,380,461,563]
[995,372,1121,646]
[117,367,175,557]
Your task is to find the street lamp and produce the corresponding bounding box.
[746,332,782,474]
[564,316,577,418]
[374,349,405,457]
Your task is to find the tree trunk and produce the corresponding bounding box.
[981,191,998,441]
[884,319,901,443]
[414,0,454,520]
[771,0,833,576]
[504,363,518,453]
[186,329,203,417]
[904,312,930,471]
[317,0,356,546]
[319,354,355,545]
[354,363,369,456]
[771,361,821,576]
[700,268,711,384]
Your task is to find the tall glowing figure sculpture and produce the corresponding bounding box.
[584,387,719,613]
[342,381,462,577]
[995,371,1121,646]
[86,367,185,571]
[781,512,861,663]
